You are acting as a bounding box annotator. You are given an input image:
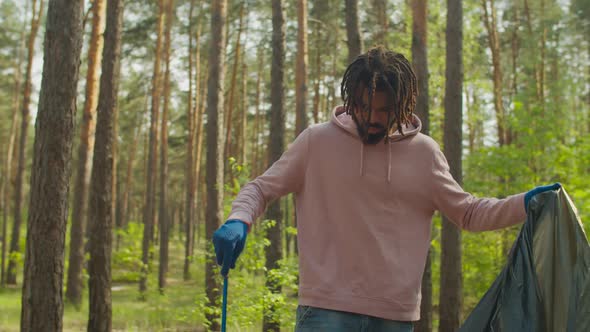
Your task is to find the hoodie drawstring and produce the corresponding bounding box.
[359,141,392,183]
[359,143,364,176]
[387,142,392,183]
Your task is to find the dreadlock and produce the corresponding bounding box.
[341,46,418,140]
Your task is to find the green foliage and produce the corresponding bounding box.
[112,222,145,282]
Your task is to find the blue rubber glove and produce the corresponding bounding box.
[212,219,249,276]
[524,183,561,212]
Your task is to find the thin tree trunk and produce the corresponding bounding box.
[482,0,506,146]
[372,0,389,46]
[184,0,198,281]
[295,0,309,136]
[254,54,263,176]
[140,0,165,295]
[312,23,321,124]
[1,2,27,286]
[345,0,363,63]
[7,0,44,286]
[205,0,227,329]
[439,0,463,331]
[20,0,84,330]
[240,61,248,165]
[224,3,245,162]
[192,69,207,250]
[263,1,285,331]
[66,0,106,307]
[87,1,123,330]
[411,0,431,330]
[121,120,141,230]
[159,0,174,293]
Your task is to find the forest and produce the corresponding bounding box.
[0,0,588,331]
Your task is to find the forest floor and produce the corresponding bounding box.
[0,236,212,332]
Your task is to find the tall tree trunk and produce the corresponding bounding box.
[224,3,245,162]
[183,0,198,282]
[140,0,165,295]
[482,0,506,146]
[1,3,27,286]
[295,0,309,135]
[439,0,463,331]
[87,1,124,330]
[205,0,227,329]
[411,0,431,330]
[7,0,44,286]
[263,1,285,331]
[159,0,174,292]
[345,0,363,63]
[66,0,106,307]
[20,0,84,330]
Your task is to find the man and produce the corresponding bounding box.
[213,46,560,331]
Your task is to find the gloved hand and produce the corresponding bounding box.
[212,219,249,276]
[524,183,561,212]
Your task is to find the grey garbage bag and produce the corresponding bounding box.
[459,188,590,332]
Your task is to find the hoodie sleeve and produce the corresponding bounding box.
[227,127,311,226]
[431,147,527,232]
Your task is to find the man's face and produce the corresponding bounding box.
[352,89,393,145]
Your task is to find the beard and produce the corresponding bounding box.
[356,123,387,145]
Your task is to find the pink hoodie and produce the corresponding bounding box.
[228,106,527,321]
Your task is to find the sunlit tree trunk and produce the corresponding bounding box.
[20,0,84,330]
[7,0,44,286]
[158,0,174,292]
[439,0,463,331]
[263,1,285,331]
[66,0,106,307]
[87,1,124,330]
[205,0,227,329]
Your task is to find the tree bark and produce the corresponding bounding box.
[140,0,165,295]
[87,0,124,330]
[205,0,227,329]
[345,0,363,63]
[159,0,174,293]
[20,0,84,330]
[411,0,431,330]
[7,0,44,286]
[240,61,248,165]
[439,0,463,331]
[66,0,106,307]
[263,1,285,331]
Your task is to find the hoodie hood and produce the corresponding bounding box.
[331,105,422,142]
[331,105,423,183]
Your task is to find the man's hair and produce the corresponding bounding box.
[341,46,417,137]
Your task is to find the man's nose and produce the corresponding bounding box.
[369,111,387,124]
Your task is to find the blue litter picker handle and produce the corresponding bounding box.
[221,276,228,332]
